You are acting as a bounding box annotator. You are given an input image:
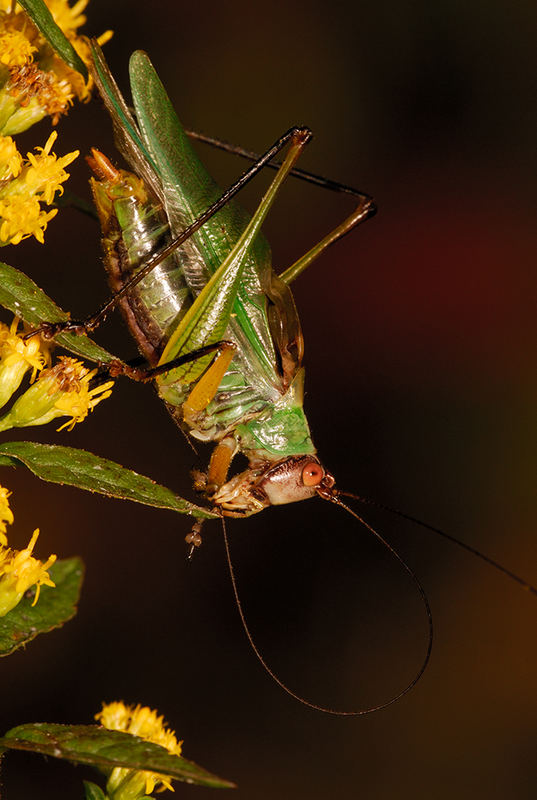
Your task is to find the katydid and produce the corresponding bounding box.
[44,43,378,524]
[32,43,537,716]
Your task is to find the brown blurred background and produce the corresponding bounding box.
[2,0,537,798]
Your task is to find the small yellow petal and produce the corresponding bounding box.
[0,483,13,546]
[0,528,56,616]
[0,28,36,67]
[0,135,23,179]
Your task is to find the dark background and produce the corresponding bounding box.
[2,0,537,798]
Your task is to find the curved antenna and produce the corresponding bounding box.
[221,503,433,716]
[337,491,537,597]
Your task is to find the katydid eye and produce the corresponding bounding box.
[301,462,324,487]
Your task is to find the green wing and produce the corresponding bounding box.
[128,51,281,389]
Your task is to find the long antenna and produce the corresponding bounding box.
[336,491,537,596]
[221,504,433,716]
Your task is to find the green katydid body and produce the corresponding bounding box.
[90,47,328,515]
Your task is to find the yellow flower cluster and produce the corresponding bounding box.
[0,487,56,616]
[0,130,78,245]
[0,0,112,133]
[96,701,183,798]
[0,352,114,431]
[0,318,113,430]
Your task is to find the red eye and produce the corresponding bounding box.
[301,462,324,487]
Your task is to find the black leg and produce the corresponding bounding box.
[30,127,313,342]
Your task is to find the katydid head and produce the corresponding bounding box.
[211,455,335,516]
[257,455,334,505]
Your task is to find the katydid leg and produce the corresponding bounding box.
[100,341,236,381]
[279,194,376,285]
[185,129,377,201]
[182,344,236,425]
[184,128,376,288]
[30,127,314,342]
[185,520,204,559]
[207,437,238,489]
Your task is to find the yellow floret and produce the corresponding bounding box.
[0,28,36,67]
[0,483,13,546]
[0,131,78,244]
[0,528,56,615]
[96,701,183,797]
[0,134,22,178]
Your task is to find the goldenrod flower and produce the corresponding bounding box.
[0,28,36,67]
[0,355,113,431]
[0,318,50,407]
[0,483,13,546]
[0,131,78,244]
[0,527,56,616]
[0,0,112,133]
[43,1,113,104]
[0,132,21,178]
[96,701,183,799]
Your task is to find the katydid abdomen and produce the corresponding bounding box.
[89,154,192,366]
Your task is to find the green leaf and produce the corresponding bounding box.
[18,0,88,80]
[0,557,83,656]
[0,442,217,519]
[83,781,107,800]
[0,262,115,364]
[0,724,235,789]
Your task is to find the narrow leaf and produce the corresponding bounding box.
[83,781,107,800]
[0,262,115,364]
[0,442,217,519]
[18,0,88,79]
[0,724,235,789]
[0,558,83,656]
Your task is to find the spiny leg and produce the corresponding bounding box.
[31,126,315,343]
[100,341,235,381]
